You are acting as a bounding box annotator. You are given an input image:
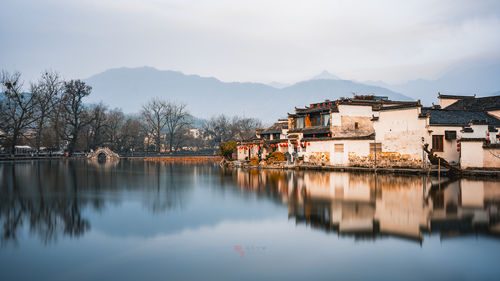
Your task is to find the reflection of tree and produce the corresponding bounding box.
[142,162,191,213]
[0,163,90,246]
[0,160,200,246]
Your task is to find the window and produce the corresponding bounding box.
[432,135,444,152]
[322,114,330,126]
[445,130,456,140]
[296,117,304,129]
[354,122,359,129]
[310,115,321,126]
[370,143,382,154]
[273,133,280,140]
[334,144,344,152]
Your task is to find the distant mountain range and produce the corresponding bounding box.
[85,67,411,122]
[84,61,500,122]
[363,60,500,104]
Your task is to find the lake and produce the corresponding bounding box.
[1,160,500,281]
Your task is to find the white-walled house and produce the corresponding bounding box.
[237,94,500,169]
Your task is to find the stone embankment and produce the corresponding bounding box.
[228,161,500,178]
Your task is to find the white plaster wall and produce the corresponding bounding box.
[304,140,334,164]
[237,147,248,161]
[428,126,461,164]
[302,140,371,166]
[483,148,500,168]
[460,141,484,168]
[487,109,500,119]
[439,98,460,109]
[466,124,489,139]
[338,105,374,117]
[332,140,371,166]
[373,108,428,160]
[331,112,341,127]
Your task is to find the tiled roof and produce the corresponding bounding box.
[301,133,375,142]
[460,138,485,142]
[256,121,288,134]
[379,102,421,111]
[294,104,337,114]
[288,126,330,134]
[444,95,500,111]
[438,94,475,100]
[422,109,500,126]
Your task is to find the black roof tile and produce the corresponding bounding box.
[444,95,500,111]
[421,109,500,126]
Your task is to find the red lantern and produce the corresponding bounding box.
[457,148,460,152]
[313,134,316,138]
[328,133,331,137]
[308,142,311,146]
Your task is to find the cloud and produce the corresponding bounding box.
[1,0,499,84]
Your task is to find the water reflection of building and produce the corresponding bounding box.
[234,169,500,243]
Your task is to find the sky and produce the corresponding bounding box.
[1,0,500,85]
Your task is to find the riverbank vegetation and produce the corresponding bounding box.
[0,70,261,156]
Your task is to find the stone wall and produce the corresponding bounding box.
[348,152,423,168]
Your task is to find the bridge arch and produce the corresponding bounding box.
[87,147,120,160]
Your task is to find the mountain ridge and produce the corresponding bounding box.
[84,66,412,122]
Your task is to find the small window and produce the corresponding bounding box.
[322,114,330,126]
[432,135,444,152]
[354,122,359,129]
[296,117,304,129]
[445,130,456,140]
[334,144,344,152]
[370,143,382,153]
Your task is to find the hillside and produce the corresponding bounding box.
[85,67,411,122]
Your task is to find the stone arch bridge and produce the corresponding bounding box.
[87,147,120,160]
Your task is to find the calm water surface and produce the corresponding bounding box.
[1,160,500,281]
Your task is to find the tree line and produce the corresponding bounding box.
[0,70,261,156]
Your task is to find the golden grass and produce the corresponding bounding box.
[143,156,222,163]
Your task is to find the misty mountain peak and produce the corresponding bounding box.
[312,70,340,80]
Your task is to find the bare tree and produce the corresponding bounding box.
[120,117,146,153]
[201,114,232,147]
[60,80,92,155]
[87,103,108,150]
[0,71,37,154]
[141,98,168,152]
[165,102,191,152]
[201,115,261,148]
[105,108,125,151]
[231,116,262,140]
[30,70,63,152]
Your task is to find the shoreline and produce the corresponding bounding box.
[231,162,500,178]
[1,156,498,178]
[0,155,221,162]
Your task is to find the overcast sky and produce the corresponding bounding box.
[1,0,500,84]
